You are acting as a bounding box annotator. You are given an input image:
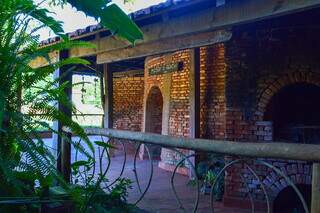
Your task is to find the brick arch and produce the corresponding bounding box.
[263,162,312,197]
[146,86,163,108]
[255,71,320,121]
[140,86,164,159]
[146,84,164,100]
[144,85,164,132]
[146,86,164,116]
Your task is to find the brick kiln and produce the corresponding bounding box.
[33,0,320,211]
[110,10,320,212]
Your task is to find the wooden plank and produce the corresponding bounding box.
[312,163,320,213]
[29,51,59,68]
[96,0,320,63]
[74,127,320,162]
[30,0,320,66]
[69,39,98,58]
[103,64,113,128]
[97,30,232,64]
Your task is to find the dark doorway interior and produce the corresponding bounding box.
[264,83,320,144]
[145,86,163,159]
[273,184,311,213]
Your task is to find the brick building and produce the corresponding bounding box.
[37,0,320,211]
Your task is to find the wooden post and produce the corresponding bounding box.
[190,48,201,138]
[312,163,320,213]
[103,63,114,156]
[97,64,105,127]
[57,49,72,182]
[103,63,113,129]
[189,47,201,178]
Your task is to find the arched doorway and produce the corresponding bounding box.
[264,83,320,144]
[145,86,163,159]
[273,184,311,213]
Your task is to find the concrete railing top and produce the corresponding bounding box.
[73,127,320,162]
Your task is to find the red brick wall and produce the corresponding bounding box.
[222,17,320,208]
[200,44,227,140]
[168,52,191,137]
[143,45,228,172]
[145,50,191,137]
[145,50,191,169]
[113,74,144,132]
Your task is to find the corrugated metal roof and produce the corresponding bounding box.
[39,0,196,46]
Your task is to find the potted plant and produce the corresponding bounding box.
[197,154,224,201]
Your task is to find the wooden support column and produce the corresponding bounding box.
[189,47,201,178]
[190,48,201,138]
[103,63,113,129]
[57,49,72,182]
[312,163,320,213]
[97,64,105,127]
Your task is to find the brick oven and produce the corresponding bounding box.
[93,2,320,212]
[221,11,320,211]
[109,9,320,211]
[32,0,320,211]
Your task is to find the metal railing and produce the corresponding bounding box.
[71,127,320,213]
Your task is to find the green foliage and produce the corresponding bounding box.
[94,141,116,149]
[0,0,141,212]
[99,4,143,44]
[204,170,217,185]
[0,2,73,207]
[70,140,133,212]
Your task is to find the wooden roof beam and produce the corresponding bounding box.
[96,0,320,63]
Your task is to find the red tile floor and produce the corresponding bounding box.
[44,136,261,212]
[106,153,259,213]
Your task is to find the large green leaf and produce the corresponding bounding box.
[66,1,143,44]
[100,4,143,44]
[66,0,109,17]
